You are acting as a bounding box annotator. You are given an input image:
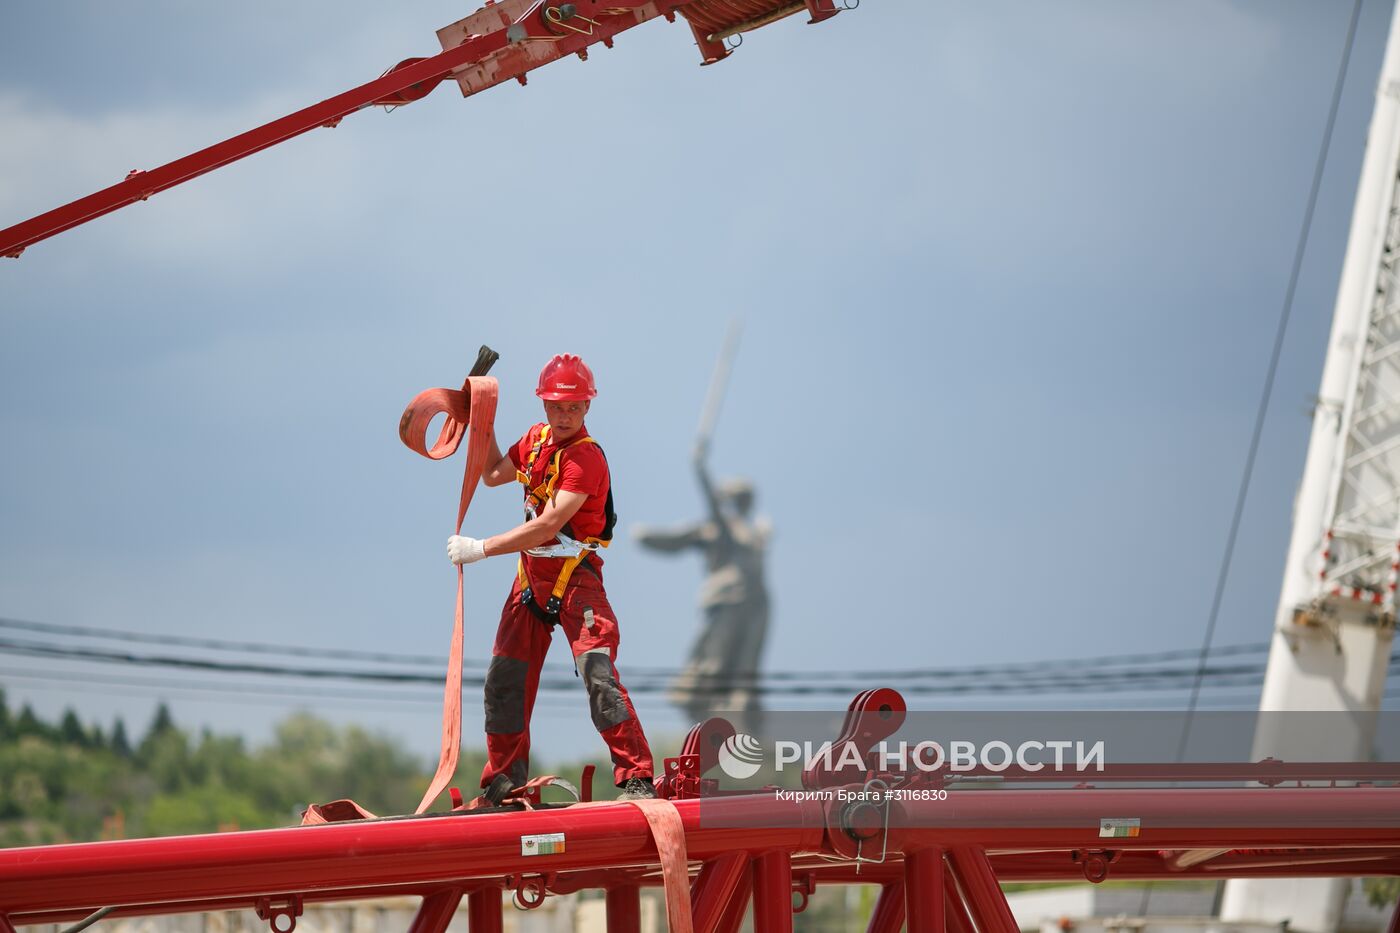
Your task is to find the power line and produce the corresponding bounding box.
[0,666,595,716]
[1176,0,1368,763]
[3,634,1391,697]
[0,615,1273,683]
[0,616,446,666]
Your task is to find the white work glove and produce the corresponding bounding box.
[447,535,487,565]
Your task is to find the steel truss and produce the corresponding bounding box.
[1,690,1398,933]
[1318,161,1400,613]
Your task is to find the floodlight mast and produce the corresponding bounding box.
[0,0,841,259]
[1220,3,1400,929]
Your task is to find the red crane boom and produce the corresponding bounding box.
[0,0,842,259]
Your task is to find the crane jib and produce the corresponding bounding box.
[0,0,844,260]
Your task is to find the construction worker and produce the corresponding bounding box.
[446,354,656,802]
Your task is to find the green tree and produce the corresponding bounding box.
[111,719,132,758]
[1363,877,1400,909]
[141,704,175,744]
[15,705,51,740]
[0,703,621,848]
[59,709,88,747]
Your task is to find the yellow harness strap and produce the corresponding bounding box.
[514,425,611,615]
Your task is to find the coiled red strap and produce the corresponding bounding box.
[399,376,499,814]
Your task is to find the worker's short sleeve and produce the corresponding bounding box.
[557,446,607,499]
[507,426,538,471]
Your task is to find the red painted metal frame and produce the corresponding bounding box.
[2,786,1397,928]
[903,848,944,933]
[691,853,749,930]
[407,888,462,933]
[949,847,1018,933]
[3,687,1399,931]
[467,888,502,933]
[605,885,641,933]
[714,867,753,933]
[751,851,794,933]
[0,1,637,258]
[866,883,904,933]
[943,871,976,933]
[0,28,497,259]
[0,0,846,259]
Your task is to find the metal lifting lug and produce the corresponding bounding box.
[254,896,303,933]
[1071,849,1119,884]
[791,873,816,913]
[513,874,555,910]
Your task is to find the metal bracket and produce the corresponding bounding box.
[254,896,303,933]
[512,874,555,910]
[791,872,816,913]
[659,753,703,799]
[1070,849,1119,884]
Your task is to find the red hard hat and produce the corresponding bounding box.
[536,354,598,401]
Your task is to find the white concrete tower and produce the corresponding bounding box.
[1220,5,1400,930]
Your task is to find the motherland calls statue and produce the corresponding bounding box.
[635,446,771,728]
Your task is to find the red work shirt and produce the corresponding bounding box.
[509,422,610,589]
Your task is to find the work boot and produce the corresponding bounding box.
[616,777,656,800]
[483,773,516,806]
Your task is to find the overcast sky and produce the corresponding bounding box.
[2,0,1397,767]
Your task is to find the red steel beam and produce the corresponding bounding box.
[7,848,1400,929]
[983,849,1400,882]
[0,796,823,915]
[0,37,491,259]
[715,869,753,933]
[904,848,944,933]
[3,787,1400,921]
[11,884,472,927]
[408,888,463,933]
[947,848,1016,933]
[787,850,1400,885]
[467,888,502,933]
[752,851,794,933]
[604,885,640,933]
[936,761,1400,784]
[691,853,750,931]
[865,883,904,933]
[546,868,654,896]
[943,870,976,933]
[0,0,685,259]
[877,785,1400,849]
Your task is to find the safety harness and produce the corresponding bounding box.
[515,424,616,624]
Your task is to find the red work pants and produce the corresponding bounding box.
[480,571,653,789]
